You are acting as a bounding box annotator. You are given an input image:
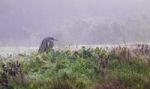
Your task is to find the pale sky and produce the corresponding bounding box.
[0,0,150,46]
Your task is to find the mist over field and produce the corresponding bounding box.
[1,1,150,89]
[0,0,150,46]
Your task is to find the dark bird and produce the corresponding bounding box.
[38,37,57,53]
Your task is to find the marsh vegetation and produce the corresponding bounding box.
[0,45,150,89]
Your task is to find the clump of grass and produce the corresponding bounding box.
[49,78,74,89]
[0,61,27,89]
[109,46,132,63]
[93,72,150,89]
[93,77,125,89]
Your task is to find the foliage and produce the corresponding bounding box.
[0,47,150,89]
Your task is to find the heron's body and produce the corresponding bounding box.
[38,37,56,53]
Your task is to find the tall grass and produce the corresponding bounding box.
[0,45,150,89]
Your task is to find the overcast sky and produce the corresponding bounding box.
[0,0,150,46]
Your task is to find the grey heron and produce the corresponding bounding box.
[38,37,57,53]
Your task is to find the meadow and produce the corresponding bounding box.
[0,44,150,89]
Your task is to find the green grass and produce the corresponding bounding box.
[0,47,149,89]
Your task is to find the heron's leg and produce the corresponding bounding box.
[39,40,47,52]
[38,41,44,52]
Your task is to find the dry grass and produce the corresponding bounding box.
[49,78,74,89]
[109,43,150,63]
[0,61,27,88]
[93,76,125,89]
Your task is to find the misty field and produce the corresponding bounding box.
[0,44,150,89]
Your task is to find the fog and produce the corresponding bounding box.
[0,0,150,46]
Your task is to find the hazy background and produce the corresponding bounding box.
[0,0,150,47]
